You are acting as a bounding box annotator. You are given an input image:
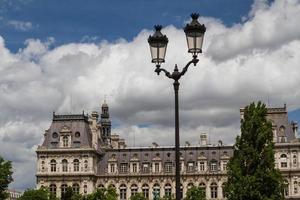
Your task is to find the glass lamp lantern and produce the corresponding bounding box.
[148,25,169,65]
[184,13,206,56]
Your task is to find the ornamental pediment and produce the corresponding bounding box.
[60,125,71,133]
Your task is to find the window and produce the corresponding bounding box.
[84,185,87,194]
[132,163,137,173]
[187,183,194,189]
[142,184,149,199]
[52,132,58,138]
[49,184,56,196]
[293,154,298,167]
[62,159,68,172]
[294,181,298,194]
[154,163,159,173]
[199,182,206,197]
[50,159,56,172]
[73,159,79,172]
[222,161,228,171]
[73,183,80,194]
[210,160,218,171]
[222,182,226,198]
[75,132,80,138]
[131,184,138,197]
[63,136,69,147]
[199,162,205,171]
[84,160,88,171]
[142,163,150,173]
[210,182,218,199]
[281,154,288,168]
[165,162,172,173]
[187,162,194,172]
[164,183,172,197]
[153,183,160,199]
[74,141,81,148]
[41,161,45,171]
[120,163,128,173]
[284,180,289,196]
[120,184,127,200]
[98,184,105,188]
[61,184,68,198]
[110,163,115,173]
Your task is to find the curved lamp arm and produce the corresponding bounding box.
[180,57,199,76]
[155,65,172,79]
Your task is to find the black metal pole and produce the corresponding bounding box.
[174,80,180,200]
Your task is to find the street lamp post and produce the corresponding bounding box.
[148,13,206,200]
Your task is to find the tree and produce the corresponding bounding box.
[225,102,284,200]
[129,193,147,200]
[62,186,74,200]
[0,156,13,200]
[18,188,50,200]
[160,194,175,200]
[184,186,205,200]
[86,186,118,200]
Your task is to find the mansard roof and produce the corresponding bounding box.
[41,113,93,149]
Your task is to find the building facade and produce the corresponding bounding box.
[5,189,23,200]
[36,103,299,200]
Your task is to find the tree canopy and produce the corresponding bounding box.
[0,155,13,200]
[225,102,284,200]
[184,186,206,200]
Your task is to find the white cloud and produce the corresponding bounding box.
[0,0,300,191]
[7,20,33,31]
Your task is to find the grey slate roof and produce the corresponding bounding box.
[42,113,93,149]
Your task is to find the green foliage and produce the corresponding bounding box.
[86,186,118,200]
[184,186,205,200]
[160,194,175,200]
[61,186,74,200]
[225,102,284,200]
[0,156,13,199]
[18,188,50,200]
[130,192,147,200]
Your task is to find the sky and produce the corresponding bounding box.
[0,0,300,191]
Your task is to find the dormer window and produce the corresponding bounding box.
[63,136,69,147]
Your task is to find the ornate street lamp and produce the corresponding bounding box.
[148,13,206,200]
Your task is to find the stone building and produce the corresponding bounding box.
[36,103,299,200]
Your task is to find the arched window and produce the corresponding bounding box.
[84,185,87,194]
[50,159,56,172]
[294,181,298,194]
[199,182,206,196]
[222,182,226,198]
[84,160,88,171]
[164,183,172,197]
[73,183,80,194]
[98,184,105,188]
[187,182,194,189]
[284,180,289,196]
[131,184,138,197]
[61,184,68,198]
[62,159,68,172]
[120,184,127,200]
[73,159,79,172]
[153,183,160,199]
[109,184,116,188]
[210,182,218,199]
[49,184,56,196]
[280,154,288,168]
[142,184,149,199]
